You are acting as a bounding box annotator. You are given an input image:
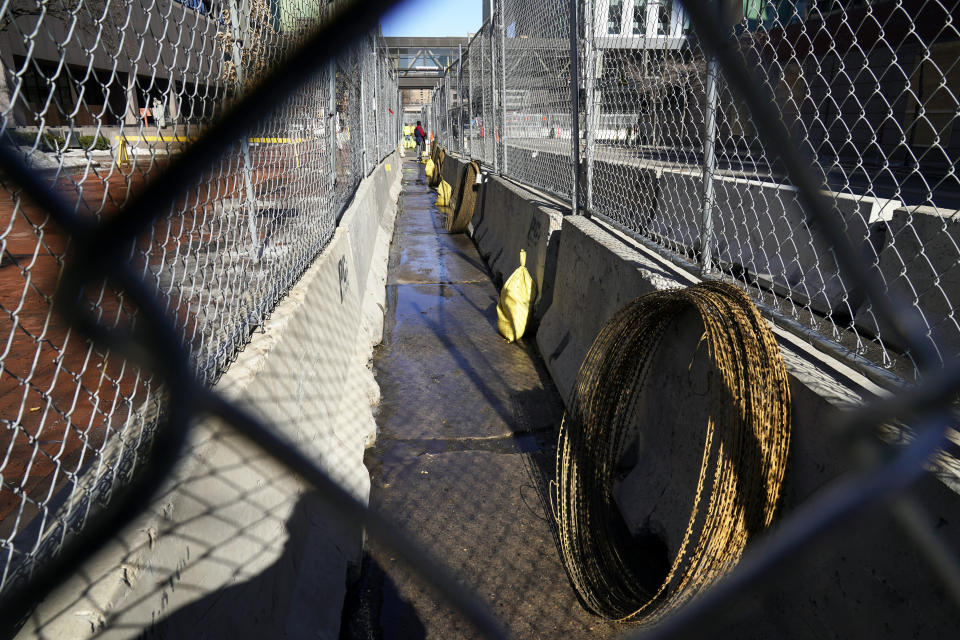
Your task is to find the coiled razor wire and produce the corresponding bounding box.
[446,159,482,233]
[553,281,791,625]
[428,146,445,189]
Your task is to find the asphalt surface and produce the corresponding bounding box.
[341,158,625,639]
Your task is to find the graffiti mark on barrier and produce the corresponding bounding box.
[527,215,542,246]
[339,255,350,303]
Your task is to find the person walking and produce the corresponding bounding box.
[414,121,426,161]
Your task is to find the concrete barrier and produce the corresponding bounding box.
[536,216,690,403]
[590,159,661,237]
[593,164,899,317]
[856,204,960,359]
[535,214,960,638]
[428,158,960,636]
[503,144,574,200]
[649,169,711,256]
[651,169,899,316]
[17,154,402,639]
[440,153,564,321]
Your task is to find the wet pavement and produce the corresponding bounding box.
[342,159,623,639]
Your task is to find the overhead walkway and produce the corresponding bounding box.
[342,157,621,638]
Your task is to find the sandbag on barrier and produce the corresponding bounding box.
[436,179,452,206]
[445,160,482,233]
[497,250,537,342]
[424,157,436,179]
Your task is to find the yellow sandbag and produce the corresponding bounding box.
[424,157,435,179]
[497,250,537,343]
[435,179,452,206]
[428,148,444,188]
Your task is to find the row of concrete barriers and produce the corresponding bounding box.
[16,155,403,639]
[439,152,960,639]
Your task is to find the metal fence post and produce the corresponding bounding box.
[568,0,580,214]
[359,46,369,175]
[467,43,474,158]
[698,32,720,275]
[498,0,507,176]
[372,38,380,163]
[457,44,464,153]
[583,0,597,216]
[228,0,259,253]
[445,80,451,147]
[489,19,498,174]
[328,58,338,193]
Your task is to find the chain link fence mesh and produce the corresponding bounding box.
[499,0,576,200]
[0,0,396,597]
[435,0,960,384]
[1,0,960,636]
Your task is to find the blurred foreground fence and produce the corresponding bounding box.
[0,0,397,604]
[0,0,958,638]
[433,0,960,384]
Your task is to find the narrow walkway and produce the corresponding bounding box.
[344,158,621,638]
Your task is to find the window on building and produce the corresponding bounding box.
[608,0,624,35]
[632,0,647,35]
[15,57,75,126]
[654,0,671,36]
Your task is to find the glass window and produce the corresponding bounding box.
[655,0,671,36]
[608,0,624,34]
[632,0,647,35]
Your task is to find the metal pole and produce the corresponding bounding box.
[457,44,464,153]
[583,0,596,215]
[498,0,507,176]
[467,42,474,158]
[373,38,380,163]
[359,46,369,175]
[228,0,259,255]
[328,58,338,192]
[489,18,498,173]
[568,0,581,214]
[698,22,720,274]
[444,78,451,149]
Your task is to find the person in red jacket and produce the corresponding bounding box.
[414,121,426,161]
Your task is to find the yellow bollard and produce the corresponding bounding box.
[116,137,129,167]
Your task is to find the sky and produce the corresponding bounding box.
[380,0,483,38]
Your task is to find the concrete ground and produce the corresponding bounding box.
[341,159,625,639]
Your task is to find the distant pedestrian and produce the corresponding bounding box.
[414,121,426,161]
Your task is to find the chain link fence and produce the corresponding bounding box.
[434,0,960,384]
[0,0,396,600]
[1,0,959,637]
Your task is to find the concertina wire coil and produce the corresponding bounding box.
[552,281,792,626]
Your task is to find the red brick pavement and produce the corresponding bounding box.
[0,146,314,532]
